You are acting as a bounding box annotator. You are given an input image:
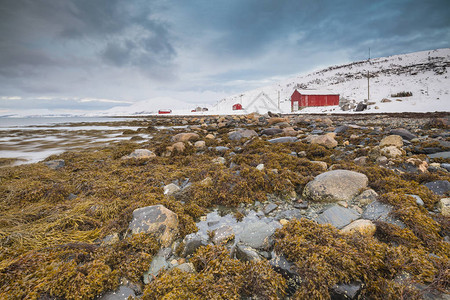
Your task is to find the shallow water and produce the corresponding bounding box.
[0,117,150,165]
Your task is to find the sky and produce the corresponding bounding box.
[0,0,449,115]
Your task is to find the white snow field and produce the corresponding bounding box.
[212,48,450,115]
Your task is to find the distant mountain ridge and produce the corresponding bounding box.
[214,48,450,114]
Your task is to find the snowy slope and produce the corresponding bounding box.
[212,48,450,114]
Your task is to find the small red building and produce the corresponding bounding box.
[158,109,172,114]
[291,90,339,111]
[232,103,243,110]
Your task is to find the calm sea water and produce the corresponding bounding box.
[0,116,138,128]
[0,116,150,165]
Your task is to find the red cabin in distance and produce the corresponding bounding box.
[291,90,339,111]
[232,103,243,110]
[158,109,172,114]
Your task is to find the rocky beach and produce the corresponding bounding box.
[0,112,449,299]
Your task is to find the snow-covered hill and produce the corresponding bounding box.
[212,48,450,114]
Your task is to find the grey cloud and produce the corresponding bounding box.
[1,97,129,111]
[0,0,177,80]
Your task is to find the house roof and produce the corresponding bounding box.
[295,89,339,95]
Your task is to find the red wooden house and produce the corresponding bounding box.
[232,103,243,110]
[291,90,339,111]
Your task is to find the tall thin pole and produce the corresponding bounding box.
[278,91,280,109]
[367,48,370,101]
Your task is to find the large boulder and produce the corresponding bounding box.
[228,129,258,141]
[380,146,403,158]
[303,170,368,202]
[379,135,403,148]
[340,219,376,236]
[127,205,179,247]
[121,149,156,159]
[390,129,416,140]
[424,180,450,196]
[171,132,199,142]
[305,134,338,148]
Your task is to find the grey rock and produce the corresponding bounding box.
[311,129,324,135]
[261,128,283,136]
[102,233,120,245]
[256,163,264,171]
[98,286,135,300]
[334,125,349,134]
[239,220,277,249]
[212,157,226,164]
[158,247,173,259]
[228,129,258,141]
[267,137,298,143]
[121,149,156,159]
[264,203,278,214]
[331,282,363,300]
[163,183,180,196]
[441,163,450,172]
[128,205,179,247]
[212,225,235,244]
[294,201,309,209]
[355,102,367,111]
[215,146,230,153]
[175,262,195,273]
[44,159,65,170]
[353,189,378,206]
[275,209,303,221]
[207,220,220,227]
[143,255,168,284]
[424,180,450,196]
[235,244,261,262]
[269,253,298,278]
[315,205,360,229]
[297,151,307,157]
[182,233,207,257]
[362,201,405,228]
[303,170,368,202]
[390,128,416,140]
[407,194,424,206]
[68,193,77,200]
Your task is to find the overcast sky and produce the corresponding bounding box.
[1,0,449,115]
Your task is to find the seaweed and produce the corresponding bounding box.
[143,245,286,300]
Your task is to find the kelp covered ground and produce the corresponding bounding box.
[0,113,449,299]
